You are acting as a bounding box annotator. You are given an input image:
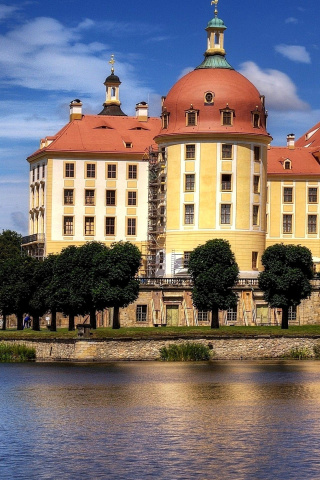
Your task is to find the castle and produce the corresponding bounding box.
[22,3,320,327]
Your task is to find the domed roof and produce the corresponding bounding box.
[104,73,121,84]
[157,68,269,139]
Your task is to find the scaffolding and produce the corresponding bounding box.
[145,145,167,277]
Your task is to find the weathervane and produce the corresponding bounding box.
[211,0,218,16]
[109,54,115,74]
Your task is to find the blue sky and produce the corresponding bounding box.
[0,0,319,235]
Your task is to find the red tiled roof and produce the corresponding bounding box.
[268,146,320,176]
[296,121,320,148]
[28,115,162,160]
[157,68,270,140]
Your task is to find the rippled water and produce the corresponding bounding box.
[1,361,320,479]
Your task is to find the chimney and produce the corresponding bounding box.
[135,102,148,122]
[69,99,82,121]
[287,133,295,149]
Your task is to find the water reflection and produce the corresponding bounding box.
[1,361,320,479]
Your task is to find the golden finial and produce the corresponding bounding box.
[109,54,115,74]
[211,0,218,16]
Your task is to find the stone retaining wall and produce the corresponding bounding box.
[2,337,320,361]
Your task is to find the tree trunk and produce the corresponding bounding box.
[211,306,220,329]
[32,312,40,331]
[50,309,57,332]
[281,306,289,329]
[68,312,75,331]
[2,312,7,331]
[90,309,96,329]
[112,306,120,329]
[17,312,23,330]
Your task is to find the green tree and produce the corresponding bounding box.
[0,254,36,330]
[0,230,22,260]
[258,243,313,329]
[188,239,239,328]
[52,245,84,331]
[93,241,141,329]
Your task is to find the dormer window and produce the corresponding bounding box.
[162,113,169,129]
[186,108,198,126]
[252,111,261,128]
[125,142,132,149]
[284,159,292,170]
[220,106,234,126]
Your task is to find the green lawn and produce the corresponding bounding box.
[1,325,320,340]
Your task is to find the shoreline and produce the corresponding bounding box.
[1,336,319,362]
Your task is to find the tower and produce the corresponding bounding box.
[155,0,272,276]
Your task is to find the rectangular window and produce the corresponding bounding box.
[254,146,261,162]
[107,164,117,179]
[221,204,231,224]
[308,187,318,203]
[84,217,94,235]
[253,113,260,128]
[85,189,95,205]
[64,189,74,205]
[288,306,297,322]
[227,308,237,323]
[253,176,260,194]
[86,163,96,178]
[32,168,35,182]
[106,190,116,206]
[283,214,292,233]
[252,251,258,270]
[63,216,74,235]
[128,165,137,179]
[183,251,191,268]
[185,144,195,159]
[283,187,293,203]
[222,111,232,126]
[187,111,197,126]
[42,164,45,178]
[198,311,209,322]
[106,217,115,235]
[37,165,40,180]
[127,218,136,236]
[253,205,259,226]
[221,174,232,191]
[65,163,75,178]
[222,144,232,159]
[128,191,137,206]
[184,204,194,225]
[136,305,147,322]
[185,174,195,191]
[308,215,317,234]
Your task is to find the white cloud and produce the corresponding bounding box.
[275,44,311,64]
[269,109,320,146]
[285,17,298,24]
[0,4,19,21]
[239,61,309,111]
[178,67,194,79]
[0,16,159,114]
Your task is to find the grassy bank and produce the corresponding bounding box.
[0,344,36,362]
[0,325,320,340]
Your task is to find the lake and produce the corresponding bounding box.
[1,361,320,479]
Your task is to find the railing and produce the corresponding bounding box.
[21,233,45,245]
[138,277,193,286]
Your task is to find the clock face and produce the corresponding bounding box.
[205,92,214,103]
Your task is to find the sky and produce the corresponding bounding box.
[0,0,319,235]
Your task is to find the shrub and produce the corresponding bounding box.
[0,343,36,362]
[160,342,211,361]
[285,346,312,360]
[313,344,320,359]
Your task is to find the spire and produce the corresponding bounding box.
[98,55,127,116]
[196,0,233,70]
